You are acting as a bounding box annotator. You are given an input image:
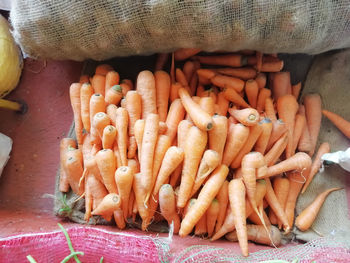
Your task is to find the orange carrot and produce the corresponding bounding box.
[216,92,230,116]
[69,83,83,146]
[176,68,189,87]
[115,107,128,166]
[199,96,215,116]
[80,83,94,133]
[215,180,229,233]
[92,112,110,144]
[264,133,288,166]
[91,193,121,221]
[63,147,84,195]
[182,61,196,83]
[295,188,341,231]
[196,84,205,97]
[245,79,259,108]
[266,119,287,151]
[208,115,228,162]
[136,70,157,118]
[255,73,267,89]
[95,149,118,193]
[196,68,216,80]
[177,126,208,208]
[102,125,117,149]
[254,118,273,154]
[170,82,183,102]
[114,145,123,169]
[89,94,106,129]
[155,53,169,71]
[298,105,312,153]
[105,71,120,94]
[302,142,330,194]
[248,208,270,226]
[159,184,181,234]
[174,48,201,60]
[91,74,106,96]
[222,87,250,108]
[255,51,263,72]
[195,213,207,236]
[134,119,145,162]
[270,176,290,228]
[256,88,272,113]
[290,114,306,156]
[59,138,77,192]
[133,172,149,230]
[272,72,291,100]
[178,88,213,131]
[196,54,245,68]
[79,75,89,84]
[228,108,259,126]
[158,121,168,135]
[303,93,322,156]
[165,99,185,143]
[85,173,108,221]
[292,82,302,99]
[128,158,140,174]
[179,165,229,237]
[115,166,134,221]
[261,59,284,72]
[217,67,257,80]
[322,109,350,139]
[114,209,126,229]
[207,199,220,237]
[105,85,123,105]
[155,71,171,122]
[264,97,277,122]
[121,79,134,90]
[211,74,245,93]
[95,64,113,76]
[106,104,117,126]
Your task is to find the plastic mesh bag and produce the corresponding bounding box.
[10,0,350,61]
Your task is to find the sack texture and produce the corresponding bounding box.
[10,0,350,61]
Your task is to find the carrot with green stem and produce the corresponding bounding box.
[80,83,94,133]
[95,149,118,193]
[322,109,350,139]
[165,99,185,143]
[115,166,134,221]
[254,118,273,154]
[228,107,259,126]
[102,125,117,149]
[174,48,201,60]
[222,87,250,108]
[215,180,229,233]
[159,184,181,234]
[208,115,228,162]
[136,70,157,118]
[155,71,171,122]
[69,83,83,146]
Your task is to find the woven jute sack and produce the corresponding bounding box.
[10,0,350,61]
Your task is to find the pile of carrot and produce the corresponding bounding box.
[60,49,348,257]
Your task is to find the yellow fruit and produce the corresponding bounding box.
[0,15,23,98]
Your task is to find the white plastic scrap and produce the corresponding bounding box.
[321,148,350,172]
[0,132,12,176]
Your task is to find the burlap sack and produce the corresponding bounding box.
[10,0,350,61]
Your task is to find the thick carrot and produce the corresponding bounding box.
[322,109,350,139]
[266,119,287,151]
[133,173,149,230]
[90,94,106,129]
[292,82,302,99]
[95,149,118,193]
[303,93,322,156]
[91,74,106,96]
[115,166,134,221]
[159,184,181,234]
[105,71,120,94]
[217,67,257,80]
[302,142,330,194]
[264,97,277,122]
[102,125,117,149]
[59,138,76,192]
[106,104,117,126]
[136,70,157,118]
[207,199,220,237]
[255,73,267,89]
[95,64,113,76]
[199,96,215,116]
[245,79,259,108]
[277,94,299,158]
[256,88,272,113]
[105,85,123,105]
[264,133,288,166]
[254,118,273,154]
[208,115,228,162]
[115,107,128,166]
[211,74,245,93]
[176,68,189,87]
[222,87,250,108]
[177,126,208,208]
[178,88,213,131]
[290,114,306,156]
[134,119,145,162]
[155,71,171,122]
[174,48,201,60]
[228,108,259,126]
[196,54,245,68]
[298,105,312,152]
[179,165,229,237]
[69,83,83,146]
[295,188,341,231]
[190,150,220,197]
[216,92,230,116]
[80,83,94,133]
[215,180,229,233]
[91,193,121,221]
[270,176,290,228]
[155,53,169,71]
[272,72,291,100]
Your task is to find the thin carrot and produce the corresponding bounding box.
[115,166,134,221]
[266,119,287,151]
[106,104,117,126]
[290,114,306,156]
[63,147,84,195]
[215,180,229,233]
[256,88,272,113]
[177,126,208,208]
[228,107,259,126]
[196,68,216,80]
[270,176,290,228]
[298,105,312,153]
[222,87,250,108]
[125,91,141,159]
[207,199,220,237]
[208,115,228,162]
[116,107,128,166]
[95,149,118,193]
[264,133,288,166]
[292,82,302,99]
[155,53,169,71]
[159,184,181,234]
[134,119,145,162]
[264,97,277,122]
[59,138,77,192]
[105,85,123,105]
[295,188,341,231]
[322,109,350,139]
[69,83,83,146]
[255,73,266,89]
[105,71,120,94]
[211,74,245,93]
[80,83,94,133]
[133,172,149,230]
[302,142,330,194]
[102,125,117,149]
[174,48,201,60]
[254,118,273,154]
[136,70,157,118]
[95,64,113,76]
[176,68,189,87]
[217,67,257,80]
[170,82,182,102]
[272,72,291,100]
[165,99,185,143]
[195,54,245,68]
[91,74,106,96]
[155,71,171,122]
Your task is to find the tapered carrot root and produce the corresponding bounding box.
[159,184,181,234]
[228,108,259,126]
[195,54,245,68]
[322,109,350,139]
[92,193,121,221]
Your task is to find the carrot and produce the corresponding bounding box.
[170,82,183,102]
[196,68,216,80]
[102,125,117,149]
[69,83,83,146]
[222,123,249,166]
[174,48,201,60]
[196,84,205,97]
[254,118,273,154]
[245,79,259,108]
[177,120,193,149]
[165,99,185,143]
[296,187,342,231]
[264,178,290,233]
[266,119,287,151]
[79,75,90,84]
[322,109,350,139]
[92,112,110,144]
[115,107,128,166]
[106,104,117,126]
[222,87,250,108]
[155,53,169,71]
[264,133,289,166]
[269,176,290,228]
[178,88,213,131]
[260,152,312,179]
[231,122,263,169]
[272,72,291,100]
[195,54,245,68]
[153,146,184,196]
[290,114,306,156]
[115,166,134,221]
[121,79,134,90]
[207,199,220,237]
[195,213,207,236]
[179,165,229,237]
[128,158,140,174]
[136,70,157,118]
[95,149,118,193]
[91,74,106,96]
[140,113,159,195]
[190,150,220,197]
[134,119,145,162]
[159,184,181,234]
[228,108,259,126]
[80,83,94,133]
[292,82,302,99]
[302,142,330,194]
[228,178,248,257]
[248,208,270,226]
[276,94,299,158]
[95,64,113,76]
[261,59,284,72]
[177,126,208,208]
[255,73,267,89]
[214,180,229,233]
[128,191,135,219]
[189,73,198,96]
[264,97,277,122]
[176,68,189,87]
[255,51,263,72]
[114,209,126,229]
[92,193,121,221]
[85,173,108,221]
[154,71,171,122]
[133,173,149,230]
[90,94,106,129]
[59,138,76,192]
[303,93,322,156]
[63,148,85,196]
[105,85,123,105]
[226,224,281,247]
[208,115,227,161]
[256,88,272,113]
[298,105,312,152]
[216,92,230,116]
[217,67,256,80]
[211,74,245,93]
[105,71,120,93]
